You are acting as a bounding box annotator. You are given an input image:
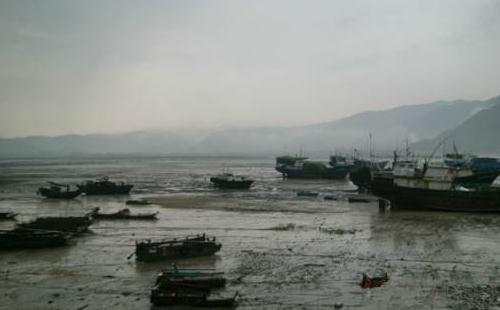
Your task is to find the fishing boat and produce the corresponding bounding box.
[150,289,238,307]
[17,215,93,233]
[210,173,254,189]
[37,182,81,199]
[90,207,158,220]
[77,176,133,195]
[135,234,222,262]
[125,199,152,205]
[0,212,18,220]
[276,155,352,179]
[0,228,71,249]
[372,161,500,212]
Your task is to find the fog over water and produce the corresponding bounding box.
[1,1,500,138]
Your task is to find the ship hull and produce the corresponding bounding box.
[372,179,500,212]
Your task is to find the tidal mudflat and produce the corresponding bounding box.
[1,157,499,309]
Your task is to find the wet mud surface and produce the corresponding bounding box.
[1,157,500,309]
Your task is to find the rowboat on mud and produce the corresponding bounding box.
[0,228,71,249]
[156,268,227,291]
[135,234,222,262]
[90,207,158,220]
[361,272,389,289]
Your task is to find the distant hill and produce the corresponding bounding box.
[0,96,496,158]
[413,95,500,155]
[192,98,493,155]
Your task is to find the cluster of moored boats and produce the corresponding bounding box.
[350,153,500,212]
[2,175,237,307]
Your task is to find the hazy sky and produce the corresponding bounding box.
[1,0,500,138]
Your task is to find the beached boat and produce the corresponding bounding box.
[0,212,18,220]
[78,176,133,195]
[37,182,81,199]
[0,229,71,249]
[135,234,222,262]
[156,268,227,291]
[90,207,158,220]
[210,173,254,189]
[361,273,389,289]
[276,155,352,179]
[17,215,93,233]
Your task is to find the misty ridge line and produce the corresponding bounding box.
[1,94,500,158]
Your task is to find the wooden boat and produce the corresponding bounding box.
[0,212,18,220]
[17,215,93,233]
[90,207,158,220]
[135,234,222,262]
[78,176,133,195]
[297,191,319,197]
[37,182,81,199]
[156,268,227,290]
[361,273,389,289]
[210,173,254,189]
[0,228,71,249]
[125,199,152,205]
[150,289,238,307]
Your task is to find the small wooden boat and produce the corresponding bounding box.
[125,199,152,205]
[297,191,319,197]
[360,273,389,288]
[0,212,18,220]
[17,215,93,234]
[37,182,81,199]
[135,234,221,262]
[90,207,158,220]
[156,268,227,290]
[0,228,71,249]
[150,289,238,307]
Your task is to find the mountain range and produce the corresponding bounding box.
[1,94,499,158]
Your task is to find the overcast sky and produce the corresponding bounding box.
[1,0,500,138]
